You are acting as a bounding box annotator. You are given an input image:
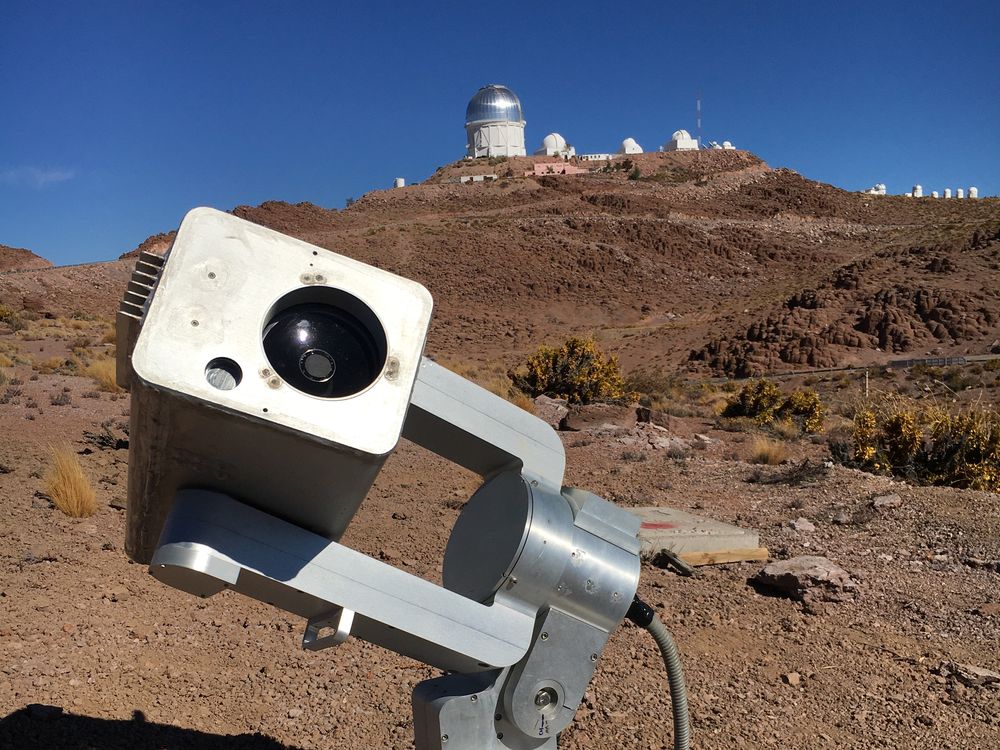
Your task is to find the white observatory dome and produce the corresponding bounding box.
[542,133,567,151]
[535,132,574,157]
[465,84,527,158]
[619,137,643,154]
[664,129,698,152]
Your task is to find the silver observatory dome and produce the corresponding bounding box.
[465,84,524,125]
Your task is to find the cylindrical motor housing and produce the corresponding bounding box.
[443,471,641,633]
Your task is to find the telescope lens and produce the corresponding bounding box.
[263,301,385,398]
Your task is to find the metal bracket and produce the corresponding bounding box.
[303,606,355,651]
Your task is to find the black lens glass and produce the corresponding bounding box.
[263,303,382,398]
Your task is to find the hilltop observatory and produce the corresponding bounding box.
[663,129,699,151]
[465,84,526,158]
[619,137,643,154]
[535,132,575,158]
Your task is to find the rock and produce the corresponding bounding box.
[288,707,303,719]
[618,423,690,454]
[790,517,816,533]
[561,402,637,433]
[936,661,1000,689]
[872,493,903,509]
[533,395,569,429]
[379,547,400,562]
[130,624,152,641]
[751,555,859,604]
[692,433,715,450]
[782,672,801,687]
[103,587,129,603]
[974,603,1000,617]
[832,511,850,525]
[109,496,127,510]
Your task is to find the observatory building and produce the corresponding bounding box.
[663,129,699,151]
[535,132,575,158]
[619,137,643,154]
[465,84,527,158]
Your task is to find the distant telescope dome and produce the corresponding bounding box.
[465,84,525,125]
[671,129,692,141]
[542,133,567,151]
[620,137,643,154]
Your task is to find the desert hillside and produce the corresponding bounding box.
[1,151,999,750]
[0,243,52,273]
[93,149,999,378]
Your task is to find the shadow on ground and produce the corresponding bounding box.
[0,704,304,749]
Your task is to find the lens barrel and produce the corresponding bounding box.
[263,301,384,398]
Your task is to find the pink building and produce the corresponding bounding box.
[524,163,588,177]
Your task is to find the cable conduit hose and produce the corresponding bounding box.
[626,596,690,750]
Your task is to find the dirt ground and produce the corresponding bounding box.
[1,151,998,748]
[1,320,998,749]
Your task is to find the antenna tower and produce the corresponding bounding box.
[696,94,702,148]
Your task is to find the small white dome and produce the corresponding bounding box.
[620,137,643,154]
[671,129,692,141]
[541,133,567,151]
[722,140,733,148]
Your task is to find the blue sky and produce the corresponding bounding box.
[1,0,998,265]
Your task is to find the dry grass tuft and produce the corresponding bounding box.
[33,355,68,374]
[84,358,122,392]
[770,419,801,441]
[99,325,117,345]
[748,436,789,465]
[46,445,97,517]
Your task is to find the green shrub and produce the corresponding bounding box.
[511,336,631,405]
[848,396,999,491]
[722,380,825,435]
[0,305,25,332]
[778,389,825,434]
[722,380,784,423]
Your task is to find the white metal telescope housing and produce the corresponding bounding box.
[118,208,643,749]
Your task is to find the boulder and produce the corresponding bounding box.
[561,402,638,433]
[751,555,858,603]
[617,422,690,454]
[533,395,569,429]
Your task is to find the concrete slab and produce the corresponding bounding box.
[633,506,766,566]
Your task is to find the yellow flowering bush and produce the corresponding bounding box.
[722,380,784,424]
[849,396,999,491]
[511,336,631,405]
[722,380,825,434]
[778,389,826,434]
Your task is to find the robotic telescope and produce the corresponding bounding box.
[118,208,688,749]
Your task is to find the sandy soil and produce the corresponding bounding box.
[1,331,998,748]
